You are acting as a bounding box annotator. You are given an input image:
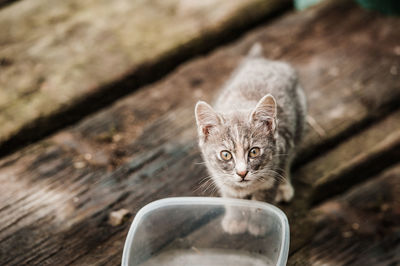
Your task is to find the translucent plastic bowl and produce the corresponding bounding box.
[122,197,289,266]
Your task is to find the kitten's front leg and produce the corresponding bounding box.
[274,178,294,203]
[246,193,271,236]
[220,192,249,234]
[274,156,294,203]
[221,205,249,234]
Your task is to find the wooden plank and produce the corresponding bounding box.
[298,111,400,185]
[0,0,17,9]
[296,110,400,203]
[0,0,289,153]
[282,111,400,254]
[312,130,400,202]
[0,0,400,264]
[289,164,400,265]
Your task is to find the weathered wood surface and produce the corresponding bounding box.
[0,0,400,265]
[289,164,400,265]
[299,110,400,203]
[285,109,400,255]
[0,0,289,154]
[0,0,16,9]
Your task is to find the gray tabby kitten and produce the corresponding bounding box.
[195,43,306,234]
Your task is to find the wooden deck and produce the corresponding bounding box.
[0,0,399,265]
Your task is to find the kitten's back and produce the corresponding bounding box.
[214,44,305,146]
[215,47,298,113]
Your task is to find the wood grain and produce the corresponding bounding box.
[289,164,400,265]
[0,0,399,265]
[0,0,289,154]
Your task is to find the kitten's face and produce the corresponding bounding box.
[203,117,277,189]
[195,95,278,192]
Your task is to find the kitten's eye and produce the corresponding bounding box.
[220,150,232,161]
[249,147,261,158]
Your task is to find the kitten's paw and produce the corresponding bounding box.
[248,220,269,236]
[275,182,294,203]
[221,216,247,235]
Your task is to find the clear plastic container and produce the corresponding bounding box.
[122,197,289,266]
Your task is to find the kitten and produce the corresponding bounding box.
[195,43,307,234]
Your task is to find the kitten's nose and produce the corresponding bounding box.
[236,170,248,179]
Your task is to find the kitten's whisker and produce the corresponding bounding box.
[194,180,209,193]
[206,178,222,194]
[257,169,287,183]
[266,169,285,177]
[194,175,216,194]
[275,168,290,178]
[210,184,219,195]
[198,174,212,181]
[265,170,287,183]
[197,176,212,186]
[199,179,214,194]
[203,182,214,194]
[267,166,287,175]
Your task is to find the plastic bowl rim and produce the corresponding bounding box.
[121,196,289,266]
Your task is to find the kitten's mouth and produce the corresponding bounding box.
[237,179,251,186]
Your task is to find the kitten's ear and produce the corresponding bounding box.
[251,94,277,133]
[195,101,221,141]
